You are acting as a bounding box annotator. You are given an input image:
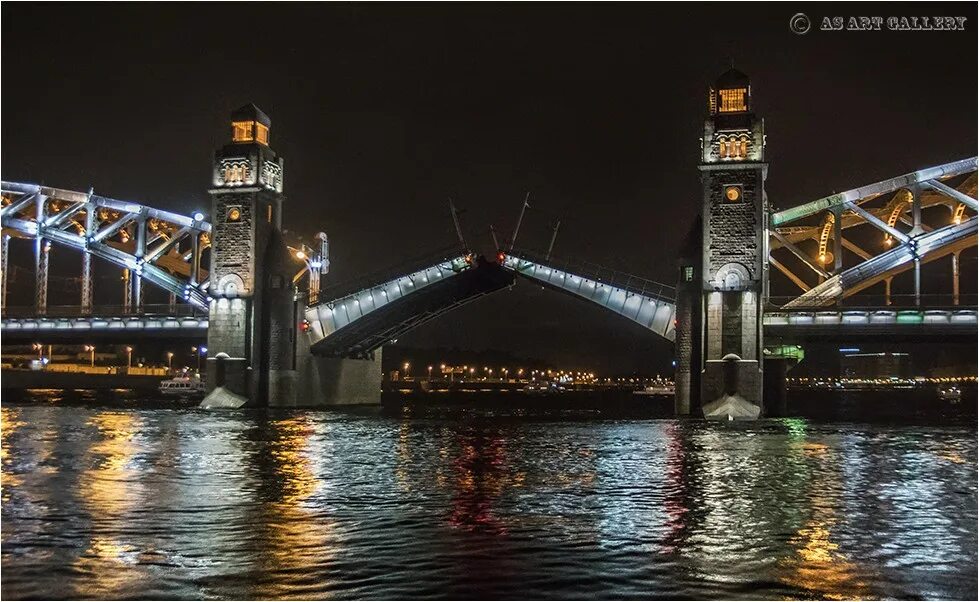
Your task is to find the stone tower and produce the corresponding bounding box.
[697,69,768,416]
[204,104,298,407]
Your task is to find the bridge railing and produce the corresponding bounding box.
[315,243,469,305]
[1,304,209,319]
[765,293,978,311]
[507,247,676,302]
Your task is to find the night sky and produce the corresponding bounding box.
[3,3,976,374]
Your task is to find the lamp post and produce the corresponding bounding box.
[84,345,95,367]
[294,240,327,304]
[166,351,174,371]
[126,346,133,368]
[403,362,410,380]
[33,343,42,361]
[192,346,203,374]
[427,365,433,380]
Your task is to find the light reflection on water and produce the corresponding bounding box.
[1,403,976,600]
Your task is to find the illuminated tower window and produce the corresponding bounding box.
[232,121,254,142]
[718,88,747,113]
[256,123,269,145]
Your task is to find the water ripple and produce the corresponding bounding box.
[1,405,976,599]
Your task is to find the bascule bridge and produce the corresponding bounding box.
[2,70,976,414]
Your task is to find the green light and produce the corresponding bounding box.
[783,417,807,440]
[896,312,924,324]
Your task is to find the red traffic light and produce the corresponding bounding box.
[496,251,506,264]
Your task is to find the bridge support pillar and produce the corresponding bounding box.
[1,233,9,310]
[952,251,960,305]
[81,253,93,313]
[697,69,767,419]
[914,258,921,307]
[201,104,292,409]
[674,218,702,417]
[34,237,49,315]
[82,202,97,314]
[832,208,843,276]
[122,268,132,313]
[291,346,384,407]
[133,274,145,314]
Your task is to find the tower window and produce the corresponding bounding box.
[256,123,269,145]
[232,121,255,142]
[267,204,273,223]
[718,88,747,113]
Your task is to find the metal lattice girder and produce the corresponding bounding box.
[783,216,978,308]
[772,157,977,226]
[502,250,677,341]
[1,181,212,308]
[921,179,978,210]
[305,255,474,355]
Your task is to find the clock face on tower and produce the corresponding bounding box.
[725,185,742,202]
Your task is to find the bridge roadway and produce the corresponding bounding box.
[4,289,975,348]
[1,304,207,342]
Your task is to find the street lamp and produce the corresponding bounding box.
[84,345,95,367]
[191,346,203,373]
[427,365,433,379]
[126,346,133,368]
[403,362,410,380]
[166,351,174,371]
[33,343,42,361]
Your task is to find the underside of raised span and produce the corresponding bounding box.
[307,256,514,357]
[305,250,679,358]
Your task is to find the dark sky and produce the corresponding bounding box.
[3,3,976,374]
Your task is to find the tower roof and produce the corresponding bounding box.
[231,103,271,127]
[715,68,749,90]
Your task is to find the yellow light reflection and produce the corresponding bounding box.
[249,415,337,599]
[72,411,145,597]
[779,429,869,600]
[1,407,26,500]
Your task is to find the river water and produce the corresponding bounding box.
[1,399,976,600]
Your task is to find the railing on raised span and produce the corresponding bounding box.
[314,244,470,305]
[765,293,978,311]
[1,304,209,319]
[507,247,676,303]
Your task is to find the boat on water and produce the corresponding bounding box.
[159,376,207,399]
[634,384,675,396]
